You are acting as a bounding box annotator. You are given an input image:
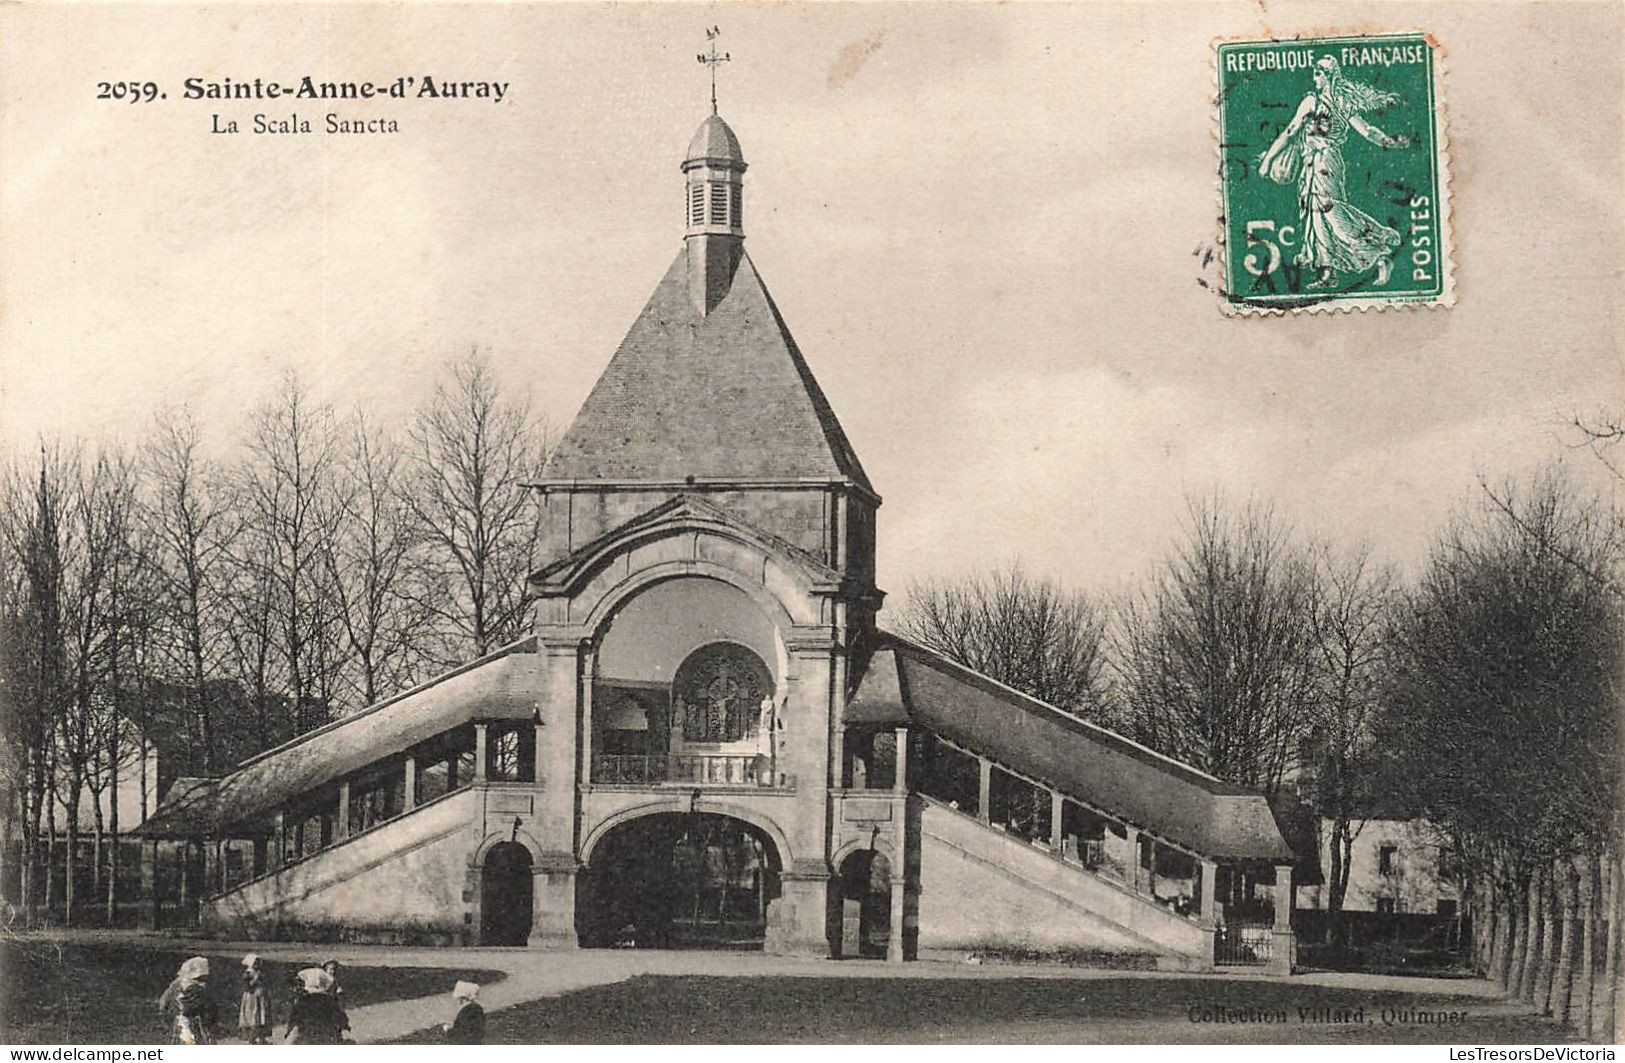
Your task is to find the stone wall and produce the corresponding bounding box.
[539,486,838,573]
[915,800,1213,967]
[202,787,478,944]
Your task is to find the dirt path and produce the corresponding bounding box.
[41,932,1526,1044]
[343,952,1513,1043]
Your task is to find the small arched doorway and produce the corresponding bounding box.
[480,842,534,946]
[837,850,891,959]
[578,812,781,949]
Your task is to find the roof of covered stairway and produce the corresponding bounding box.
[846,631,1295,864]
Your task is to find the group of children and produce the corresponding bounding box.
[156,954,485,1044]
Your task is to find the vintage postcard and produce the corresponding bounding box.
[0,0,1619,1050]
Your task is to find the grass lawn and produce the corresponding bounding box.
[0,939,503,1044]
[392,974,1585,1044]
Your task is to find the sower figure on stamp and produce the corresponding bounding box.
[1258,55,1411,289]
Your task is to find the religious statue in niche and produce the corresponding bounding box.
[756,698,777,759]
[671,643,772,744]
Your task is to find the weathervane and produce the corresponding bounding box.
[696,26,730,115]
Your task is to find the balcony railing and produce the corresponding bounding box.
[594,753,792,789]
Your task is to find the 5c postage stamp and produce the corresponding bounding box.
[1216,31,1453,313]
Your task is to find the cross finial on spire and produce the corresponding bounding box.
[697,26,730,115]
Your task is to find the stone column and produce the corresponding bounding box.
[578,649,596,785]
[1125,827,1141,892]
[1050,791,1065,852]
[403,755,417,812]
[528,852,579,949]
[474,723,489,783]
[893,728,909,795]
[533,638,584,866]
[1271,863,1295,975]
[766,864,834,958]
[1200,858,1219,924]
[889,727,909,964]
[977,757,992,823]
[336,781,351,840]
[271,812,286,869]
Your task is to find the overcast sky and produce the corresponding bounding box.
[2,2,1620,603]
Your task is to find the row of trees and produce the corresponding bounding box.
[900,468,1621,1040]
[1388,473,1621,1040]
[0,353,551,927]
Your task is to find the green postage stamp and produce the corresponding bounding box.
[1216,32,1453,313]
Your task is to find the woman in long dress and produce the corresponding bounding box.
[1258,55,1410,289]
[441,981,486,1045]
[157,956,216,1045]
[284,968,347,1045]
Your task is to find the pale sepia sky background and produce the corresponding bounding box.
[1,1,1620,603]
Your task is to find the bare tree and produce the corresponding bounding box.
[71,451,143,923]
[1113,495,1316,797]
[56,449,136,924]
[1571,409,1625,482]
[0,508,27,916]
[327,414,435,706]
[0,450,72,924]
[142,407,234,772]
[234,373,348,732]
[219,552,287,751]
[83,463,153,925]
[406,351,551,661]
[1302,542,1394,944]
[898,561,1110,722]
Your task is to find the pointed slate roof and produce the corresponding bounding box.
[542,250,873,494]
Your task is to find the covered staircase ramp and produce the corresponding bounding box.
[847,631,1296,967]
[136,638,551,941]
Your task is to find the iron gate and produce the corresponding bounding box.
[1214,921,1274,966]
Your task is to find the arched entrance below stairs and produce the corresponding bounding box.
[480,842,534,946]
[577,812,781,950]
[836,849,892,959]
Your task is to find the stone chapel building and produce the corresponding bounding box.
[140,109,1296,971]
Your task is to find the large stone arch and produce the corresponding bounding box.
[581,555,805,640]
[535,500,832,635]
[578,796,795,871]
[592,574,791,694]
